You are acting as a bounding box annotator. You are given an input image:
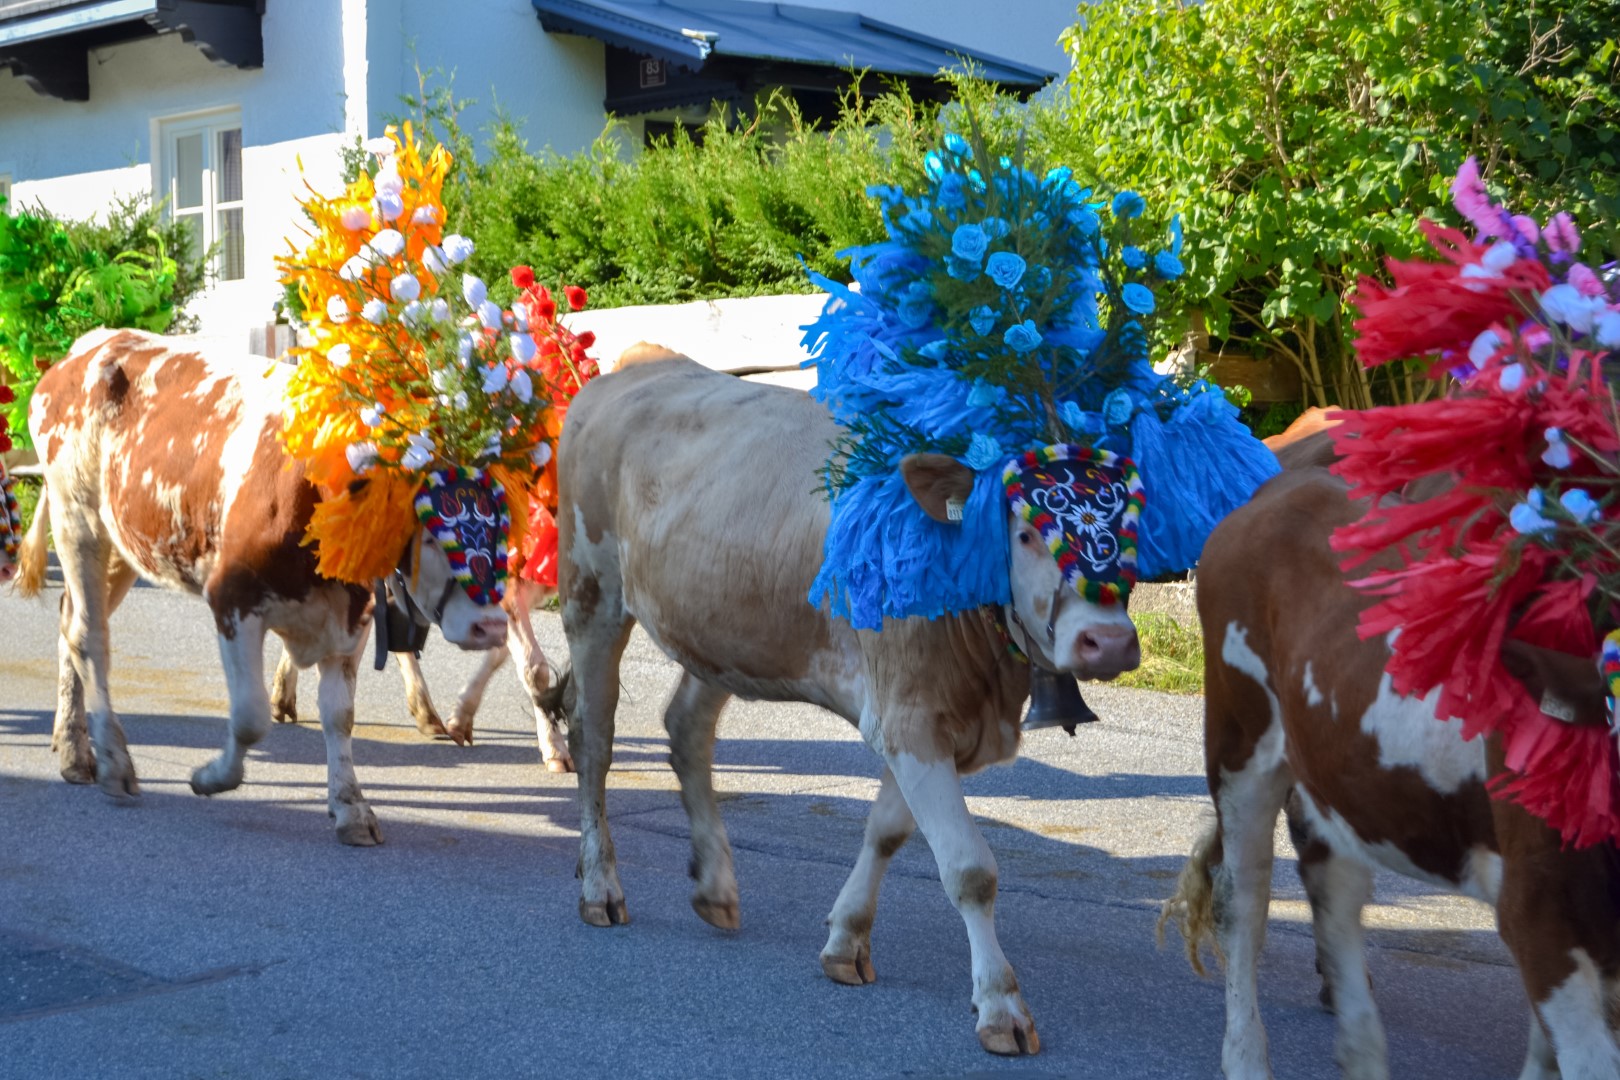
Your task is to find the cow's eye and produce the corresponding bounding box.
[1018,530,1034,545]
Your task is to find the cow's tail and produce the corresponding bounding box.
[16,481,49,598]
[1156,818,1224,977]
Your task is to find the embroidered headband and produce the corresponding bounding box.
[1002,443,1143,606]
[413,466,511,606]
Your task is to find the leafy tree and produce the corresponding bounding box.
[1045,0,1620,408]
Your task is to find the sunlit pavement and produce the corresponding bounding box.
[2,573,1530,1079]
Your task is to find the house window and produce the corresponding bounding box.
[158,110,244,281]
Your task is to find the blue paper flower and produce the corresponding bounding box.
[1045,166,1073,188]
[966,378,999,407]
[951,224,989,264]
[867,184,904,206]
[1154,251,1184,280]
[967,169,986,193]
[968,305,996,336]
[1122,246,1146,270]
[987,251,1027,290]
[902,208,933,233]
[1168,214,1184,255]
[981,217,1010,241]
[1121,283,1156,315]
[1112,191,1146,219]
[945,256,981,282]
[924,152,944,181]
[1561,488,1601,524]
[944,132,970,157]
[937,173,966,210]
[1103,388,1134,427]
[898,293,935,329]
[1028,266,1053,293]
[1067,207,1100,236]
[1058,399,1084,430]
[965,432,1003,471]
[1510,489,1556,536]
[1004,320,1043,354]
[918,340,950,361]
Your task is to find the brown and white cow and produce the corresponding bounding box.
[266,576,573,771]
[555,349,1142,1056]
[1161,440,1620,1078]
[16,328,509,844]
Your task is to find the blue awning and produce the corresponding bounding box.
[531,0,1053,88]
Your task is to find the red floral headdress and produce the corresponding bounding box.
[1330,159,1620,846]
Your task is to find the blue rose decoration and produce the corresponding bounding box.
[1045,166,1073,188]
[867,183,904,205]
[1121,283,1156,315]
[937,173,966,210]
[1168,214,1184,255]
[967,169,986,193]
[968,305,996,336]
[1003,320,1043,354]
[902,208,933,233]
[986,251,1027,290]
[924,151,944,181]
[1058,400,1085,430]
[898,286,935,328]
[944,132,970,157]
[1154,251,1184,280]
[981,217,1010,241]
[951,224,988,264]
[1112,190,1146,219]
[965,432,1003,471]
[1067,207,1100,236]
[918,340,950,361]
[1028,266,1053,293]
[966,378,999,408]
[945,256,981,282]
[1103,387,1134,427]
[1122,246,1146,270]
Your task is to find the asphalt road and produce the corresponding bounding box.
[1,572,1533,1079]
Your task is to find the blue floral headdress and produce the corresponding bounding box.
[803,125,1279,629]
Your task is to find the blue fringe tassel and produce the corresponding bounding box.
[1129,384,1280,578]
[810,465,1010,630]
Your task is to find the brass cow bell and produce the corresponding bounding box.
[1023,668,1099,735]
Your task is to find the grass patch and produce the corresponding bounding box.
[12,475,39,536]
[1116,612,1204,696]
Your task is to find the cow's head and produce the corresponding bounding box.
[1500,638,1615,729]
[378,468,511,654]
[902,445,1142,678]
[0,461,21,585]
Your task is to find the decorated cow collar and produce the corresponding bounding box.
[1003,443,1143,606]
[413,466,511,606]
[1,461,21,565]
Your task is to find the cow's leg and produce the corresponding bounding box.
[886,750,1037,1056]
[663,672,736,928]
[318,640,381,846]
[52,589,92,783]
[821,766,915,985]
[1294,819,1387,1079]
[191,615,272,796]
[568,603,633,927]
[1210,750,1291,1079]
[1527,951,1620,1080]
[270,647,298,724]
[444,643,504,747]
[1518,1014,1558,1080]
[506,595,571,771]
[395,649,449,739]
[53,515,136,798]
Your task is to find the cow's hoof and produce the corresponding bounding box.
[335,807,383,846]
[189,763,242,797]
[442,722,471,746]
[820,944,876,985]
[270,704,298,724]
[543,755,574,774]
[975,999,1040,1056]
[691,894,740,930]
[97,750,140,801]
[59,749,96,785]
[579,897,630,927]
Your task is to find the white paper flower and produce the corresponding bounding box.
[478,300,504,331]
[1595,310,1620,349]
[360,403,386,427]
[374,193,404,222]
[370,229,406,260]
[463,273,488,307]
[510,301,530,332]
[480,432,504,458]
[453,391,469,411]
[1498,363,1526,391]
[340,206,372,232]
[400,300,426,328]
[1540,283,1601,334]
[373,165,404,197]
[421,245,448,276]
[401,432,435,471]
[443,234,475,264]
[1480,240,1518,273]
[510,369,533,403]
[345,441,377,474]
[327,344,352,368]
[431,298,451,323]
[364,136,397,156]
[509,333,536,363]
[325,295,351,322]
[361,298,389,324]
[390,273,421,302]
[1467,329,1502,367]
[457,331,474,366]
[412,205,439,226]
[482,364,510,393]
[431,367,455,393]
[339,255,367,282]
[530,442,553,467]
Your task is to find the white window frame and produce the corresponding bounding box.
[155,107,244,281]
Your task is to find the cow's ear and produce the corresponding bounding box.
[1500,639,1610,726]
[901,453,975,524]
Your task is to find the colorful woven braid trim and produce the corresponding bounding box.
[0,461,21,565]
[412,466,511,606]
[1602,630,1620,720]
[1001,443,1144,607]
